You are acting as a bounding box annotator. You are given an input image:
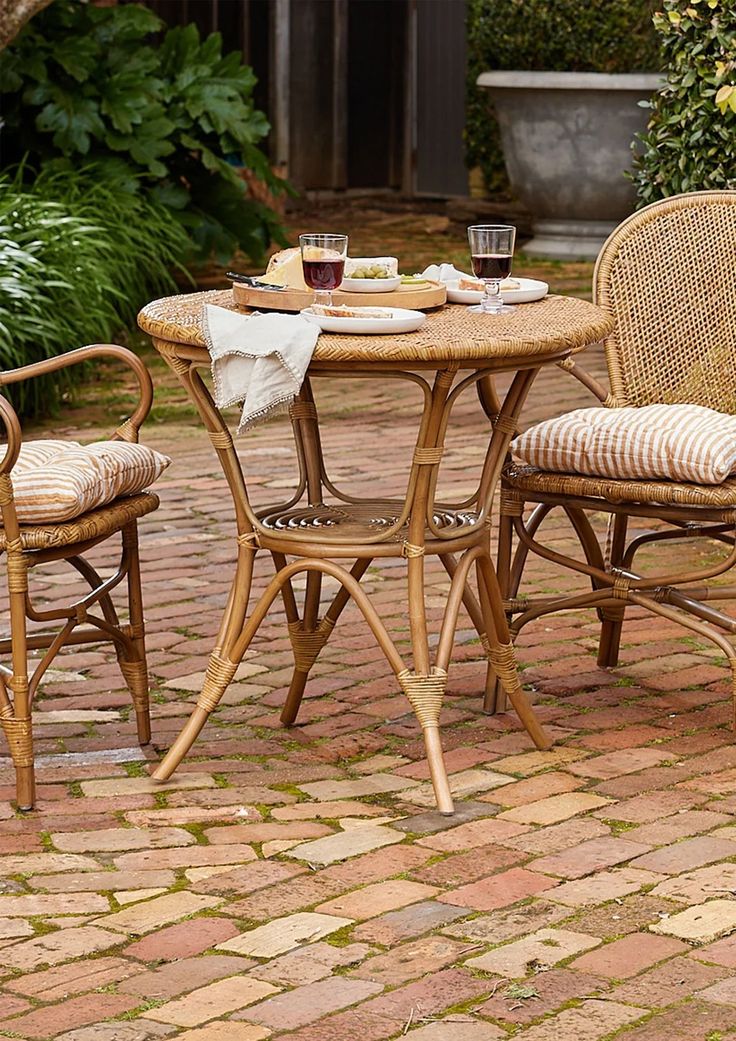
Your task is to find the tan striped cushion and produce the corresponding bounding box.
[9,440,170,523]
[512,404,736,485]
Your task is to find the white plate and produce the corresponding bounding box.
[446,277,549,305]
[340,275,402,294]
[300,306,426,335]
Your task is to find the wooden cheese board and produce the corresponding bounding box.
[231,279,447,313]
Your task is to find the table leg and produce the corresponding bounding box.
[440,552,497,715]
[476,553,550,750]
[281,558,372,726]
[153,537,257,780]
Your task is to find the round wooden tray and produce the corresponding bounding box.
[231,280,447,313]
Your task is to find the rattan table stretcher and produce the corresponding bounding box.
[138,291,612,813]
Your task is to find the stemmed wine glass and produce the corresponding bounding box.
[467,225,516,314]
[299,233,348,309]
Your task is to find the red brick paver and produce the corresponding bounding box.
[1,309,735,1041]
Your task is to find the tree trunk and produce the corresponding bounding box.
[0,0,54,51]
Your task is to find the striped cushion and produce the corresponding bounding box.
[9,440,170,523]
[512,404,736,485]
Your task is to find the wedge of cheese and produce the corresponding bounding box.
[259,248,307,290]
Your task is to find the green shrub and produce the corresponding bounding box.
[632,0,736,205]
[0,0,288,264]
[0,162,189,418]
[466,0,661,192]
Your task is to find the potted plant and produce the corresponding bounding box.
[467,0,661,258]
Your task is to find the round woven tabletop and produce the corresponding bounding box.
[138,289,612,365]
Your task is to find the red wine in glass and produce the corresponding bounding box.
[471,253,513,280]
[302,258,345,291]
[299,233,349,308]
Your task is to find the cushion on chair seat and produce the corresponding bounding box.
[512,404,736,485]
[8,440,170,524]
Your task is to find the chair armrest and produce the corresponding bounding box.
[556,357,617,406]
[0,395,22,476]
[0,344,154,442]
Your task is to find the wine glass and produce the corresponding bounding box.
[467,225,516,314]
[299,233,348,309]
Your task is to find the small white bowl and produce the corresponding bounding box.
[340,275,402,294]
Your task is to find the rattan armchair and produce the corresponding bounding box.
[0,345,160,810]
[497,190,736,718]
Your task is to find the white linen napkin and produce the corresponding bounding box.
[203,304,319,432]
[421,262,473,283]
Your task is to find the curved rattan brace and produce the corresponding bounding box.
[196,653,239,713]
[0,706,33,768]
[288,616,336,672]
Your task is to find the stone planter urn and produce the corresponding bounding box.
[477,71,661,259]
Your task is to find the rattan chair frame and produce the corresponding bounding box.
[0,345,158,809]
[497,191,736,721]
[138,293,611,813]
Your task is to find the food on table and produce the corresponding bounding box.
[344,256,398,279]
[311,304,392,319]
[400,274,430,286]
[260,246,308,290]
[459,276,485,292]
[459,275,521,291]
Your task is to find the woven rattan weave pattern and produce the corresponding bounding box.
[0,494,159,551]
[138,291,612,365]
[595,191,736,411]
[505,465,736,510]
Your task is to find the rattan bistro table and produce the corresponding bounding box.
[138,290,612,813]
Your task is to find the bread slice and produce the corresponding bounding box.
[311,304,391,319]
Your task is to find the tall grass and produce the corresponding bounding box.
[0,161,190,418]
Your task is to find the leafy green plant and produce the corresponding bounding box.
[466,0,661,192]
[0,162,188,417]
[0,0,288,263]
[632,0,736,205]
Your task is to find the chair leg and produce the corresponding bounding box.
[282,569,323,726]
[281,558,370,726]
[489,506,517,714]
[2,542,35,810]
[121,523,151,745]
[597,515,629,668]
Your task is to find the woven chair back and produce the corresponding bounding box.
[593,191,736,412]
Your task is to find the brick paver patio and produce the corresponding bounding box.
[1,338,735,1041]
